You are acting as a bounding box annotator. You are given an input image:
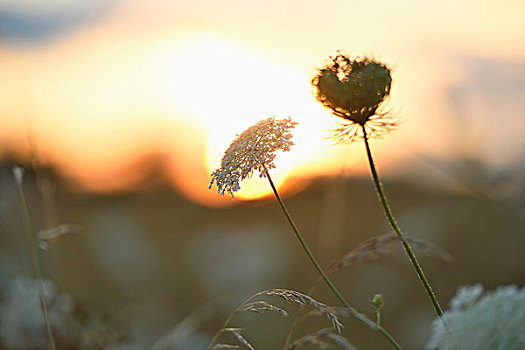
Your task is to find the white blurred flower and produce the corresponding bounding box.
[0,277,73,350]
[0,276,121,349]
[12,166,24,185]
[209,117,298,198]
[448,283,484,310]
[426,284,525,350]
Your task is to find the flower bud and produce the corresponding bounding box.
[372,293,384,310]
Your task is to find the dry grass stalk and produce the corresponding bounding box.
[263,289,343,333]
[209,289,344,350]
[37,224,81,250]
[211,344,240,350]
[305,306,378,330]
[211,328,254,350]
[288,328,356,350]
[308,232,450,298]
[13,166,57,350]
[329,232,451,272]
[228,328,255,350]
[405,237,452,262]
[149,300,216,350]
[327,332,358,350]
[241,301,288,317]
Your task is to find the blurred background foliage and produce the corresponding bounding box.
[0,154,523,349]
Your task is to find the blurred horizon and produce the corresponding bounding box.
[0,158,523,349]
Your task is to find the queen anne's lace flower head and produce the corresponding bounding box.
[209,117,298,198]
[426,284,525,350]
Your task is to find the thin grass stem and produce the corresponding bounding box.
[265,168,403,350]
[208,290,280,349]
[361,124,443,317]
[14,169,57,350]
[283,312,300,350]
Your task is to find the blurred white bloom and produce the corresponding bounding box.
[0,277,73,350]
[448,283,484,310]
[426,284,525,350]
[0,276,122,349]
[12,166,24,185]
[209,117,298,198]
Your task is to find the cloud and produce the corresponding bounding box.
[0,0,117,47]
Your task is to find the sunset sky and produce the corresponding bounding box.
[1,0,524,205]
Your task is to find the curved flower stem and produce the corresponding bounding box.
[361,125,443,317]
[265,168,403,350]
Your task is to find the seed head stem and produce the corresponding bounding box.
[265,167,403,350]
[361,124,444,317]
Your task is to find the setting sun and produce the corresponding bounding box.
[158,33,347,201]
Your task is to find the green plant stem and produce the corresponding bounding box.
[15,173,57,350]
[361,125,443,317]
[265,169,402,350]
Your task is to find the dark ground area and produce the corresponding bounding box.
[0,159,524,349]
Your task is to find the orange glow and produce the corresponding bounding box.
[0,28,355,205]
[157,33,358,201]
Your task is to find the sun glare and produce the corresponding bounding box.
[2,30,359,205]
[160,34,336,201]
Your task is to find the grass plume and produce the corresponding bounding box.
[209,288,344,350]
